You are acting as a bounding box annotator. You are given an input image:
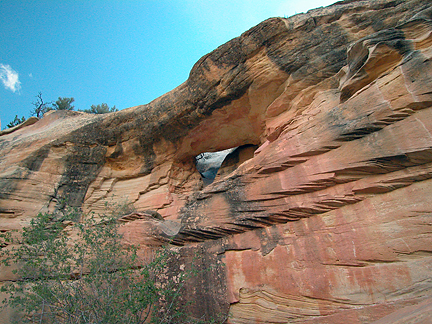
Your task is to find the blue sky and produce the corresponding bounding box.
[0,0,335,129]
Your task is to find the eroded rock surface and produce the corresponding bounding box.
[1,0,432,322]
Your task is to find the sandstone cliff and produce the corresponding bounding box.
[1,0,432,322]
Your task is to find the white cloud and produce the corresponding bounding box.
[0,64,21,93]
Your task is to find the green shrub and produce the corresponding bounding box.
[52,97,75,111]
[6,115,26,128]
[82,103,118,114]
[0,207,196,324]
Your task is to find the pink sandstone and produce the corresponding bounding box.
[1,0,432,322]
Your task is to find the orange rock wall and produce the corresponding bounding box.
[1,0,432,322]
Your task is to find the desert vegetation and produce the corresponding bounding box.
[0,205,219,324]
[4,92,118,129]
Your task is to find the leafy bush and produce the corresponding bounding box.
[6,115,26,128]
[29,94,75,119]
[82,103,118,114]
[52,97,75,111]
[0,207,197,324]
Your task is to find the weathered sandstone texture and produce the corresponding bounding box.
[1,0,432,322]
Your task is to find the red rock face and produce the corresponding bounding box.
[1,0,432,322]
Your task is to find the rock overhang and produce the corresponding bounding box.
[1,0,432,322]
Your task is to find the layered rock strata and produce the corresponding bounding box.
[1,0,432,322]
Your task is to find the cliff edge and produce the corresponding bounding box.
[1,0,432,322]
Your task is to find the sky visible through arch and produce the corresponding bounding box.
[0,0,336,128]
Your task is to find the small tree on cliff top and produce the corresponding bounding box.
[83,103,118,114]
[30,92,50,118]
[6,115,26,128]
[52,97,75,111]
[30,94,75,119]
[0,207,200,324]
